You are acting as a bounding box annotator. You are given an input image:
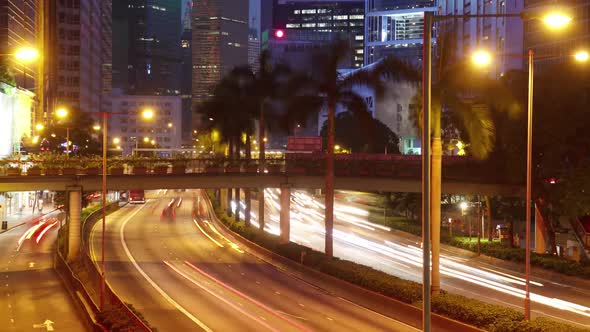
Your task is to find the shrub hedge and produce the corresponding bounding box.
[207,191,589,331]
[450,237,590,279]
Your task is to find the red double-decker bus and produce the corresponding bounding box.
[128,190,145,204]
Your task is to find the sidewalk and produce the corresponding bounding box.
[0,204,56,233]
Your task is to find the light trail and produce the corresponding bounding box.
[231,188,590,322]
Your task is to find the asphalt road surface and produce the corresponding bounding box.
[0,211,87,331]
[91,189,417,332]
[243,188,590,329]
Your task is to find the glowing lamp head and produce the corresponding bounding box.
[113,137,120,144]
[471,50,492,67]
[56,108,68,119]
[92,124,101,131]
[143,137,150,143]
[542,12,572,30]
[142,109,154,120]
[275,29,285,39]
[15,47,39,63]
[35,123,45,131]
[575,50,589,62]
[460,202,469,210]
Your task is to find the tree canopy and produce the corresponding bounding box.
[320,111,400,154]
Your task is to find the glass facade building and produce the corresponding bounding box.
[273,0,365,68]
[112,0,182,95]
[364,0,436,65]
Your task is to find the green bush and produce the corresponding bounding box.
[449,237,590,278]
[489,317,589,332]
[431,293,523,328]
[205,192,588,332]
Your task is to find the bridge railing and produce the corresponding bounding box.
[0,154,519,184]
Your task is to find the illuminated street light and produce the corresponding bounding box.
[460,202,468,211]
[35,123,44,132]
[14,47,39,63]
[209,117,214,121]
[471,50,492,67]
[167,122,173,128]
[113,137,120,144]
[56,108,68,119]
[92,124,101,131]
[142,109,154,120]
[334,145,341,151]
[32,136,39,144]
[542,12,573,30]
[143,137,149,143]
[575,50,589,62]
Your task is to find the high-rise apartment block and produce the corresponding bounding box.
[524,0,589,67]
[44,0,108,117]
[192,0,249,122]
[0,0,39,91]
[439,0,524,76]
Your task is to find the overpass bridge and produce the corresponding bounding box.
[0,154,523,196]
[0,154,523,261]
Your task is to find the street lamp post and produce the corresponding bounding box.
[93,108,153,310]
[422,9,573,329]
[472,47,586,320]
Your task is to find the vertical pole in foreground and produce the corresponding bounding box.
[66,127,70,157]
[422,11,433,332]
[100,112,107,310]
[524,48,534,321]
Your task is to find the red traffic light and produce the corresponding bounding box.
[275,29,285,39]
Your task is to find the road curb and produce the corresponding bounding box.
[202,194,483,332]
[0,222,26,234]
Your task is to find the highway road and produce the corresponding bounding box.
[0,211,87,331]
[90,190,418,331]
[242,188,590,329]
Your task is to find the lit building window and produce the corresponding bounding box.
[333,15,348,20]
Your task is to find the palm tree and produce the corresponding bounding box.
[306,41,420,258]
[199,68,257,218]
[411,61,521,295]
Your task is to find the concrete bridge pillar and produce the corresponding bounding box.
[220,188,228,213]
[258,188,265,231]
[227,187,233,217]
[66,186,82,262]
[280,184,291,244]
[244,189,251,226]
[234,188,240,221]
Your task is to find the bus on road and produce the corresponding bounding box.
[129,190,145,204]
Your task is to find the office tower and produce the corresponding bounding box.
[192,0,249,122]
[181,1,193,142]
[365,0,436,65]
[112,0,182,95]
[273,0,365,68]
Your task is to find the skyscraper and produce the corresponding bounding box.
[112,0,183,95]
[272,0,365,68]
[192,0,249,123]
[365,0,436,65]
[0,0,39,91]
[439,0,524,77]
[44,0,105,117]
[181,1,193,142]
[524,0,589,67]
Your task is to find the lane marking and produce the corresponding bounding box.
[192,219,223,248]
[116,204,214,332]
[184,261,313,332]
[163,261,279,332]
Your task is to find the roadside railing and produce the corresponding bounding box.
[0,154,517,184]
